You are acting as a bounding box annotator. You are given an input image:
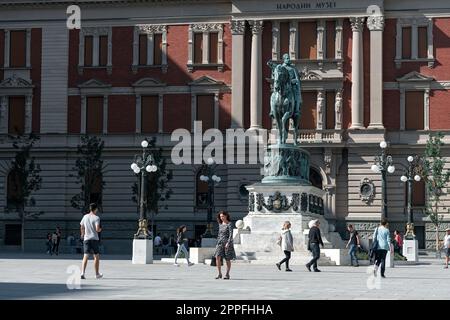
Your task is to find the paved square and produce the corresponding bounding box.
[0,254,448,300]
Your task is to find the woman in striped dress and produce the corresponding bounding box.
[214,211,236,279]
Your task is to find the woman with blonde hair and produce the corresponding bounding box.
[276,221,294,272]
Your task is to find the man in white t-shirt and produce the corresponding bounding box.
[80,203,103,279]
[444,228,450,269]
[154,234,162,247]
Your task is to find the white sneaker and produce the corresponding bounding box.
[95,273,103,279]
[173,263,180,267]
[188,262,194,267]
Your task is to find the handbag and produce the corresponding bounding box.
[210,255,223,266]
[369,227,379,262]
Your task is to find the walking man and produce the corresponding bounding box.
[306,219,324,272]
[372,219,392,278]
[346,224,360,267]
[444,228,450,269]
[80,203,103,279]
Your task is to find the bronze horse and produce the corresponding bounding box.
[270,64,299,145]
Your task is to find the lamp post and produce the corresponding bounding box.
[130,139,158,239]
[371,141,396,219]
[400,155,424,236]
[199,157,221,242]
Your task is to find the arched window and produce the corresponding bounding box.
[196,169,208,208]
[7,170,22,208]
[309,167,323,189]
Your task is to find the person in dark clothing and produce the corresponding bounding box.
[55,227,62,255]
[306,219,324,272]
[46,233,52,255]
[346,224,360,266]
[174,225,194,266]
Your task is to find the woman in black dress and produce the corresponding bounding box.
[214,211,236,279]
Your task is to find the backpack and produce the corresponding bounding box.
[369,227,379,262]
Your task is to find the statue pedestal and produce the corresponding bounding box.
[403,239,419,262]
[201,238,217,248]
[132,239,153,264]
[234,183,346,265]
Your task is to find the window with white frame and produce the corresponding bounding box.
[0,75,33,135]
[78,79,111,134]
[395,17,434,68]
[78,27,112,74]
[188,76,226,132]
[187,23,224,72]
[397,71,433,131]
[271,19,343,70]
[132,25,168,74]
[3,29,31,69]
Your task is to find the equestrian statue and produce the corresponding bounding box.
[267,53,302,145]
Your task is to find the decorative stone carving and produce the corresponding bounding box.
[138,24,167,34]
[263,145,310,183]
[249,20,263,35]
[81,26,110,36]
[191,23,223,33]
[359,178,375,204]
[290,193,300,211]
[335,89,342,129]
[350,17,365,32]
[256,193,265,211]
[0,74,33,88]
[299,66,321,80]
[367,15,385,31]
[301,193,308,212]
[324,149,332,174]
[230,20,246,35]
[248,193,255,212]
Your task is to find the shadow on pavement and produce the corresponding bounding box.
[0,282,100,299]
[0,253,132,260]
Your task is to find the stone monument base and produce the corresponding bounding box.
[132,239,153,264]
[403,239,419,262]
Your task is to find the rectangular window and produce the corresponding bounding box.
[402,27,412,59]
[139,34,148,65]
[209,32,218,64]
[405,91,424,130]
[99,35,108,66]
[8,96,25,135]
[154,33,163,65]
[300,92,317,130]
[298,21,317,59]
[418,26,428,59]
[326,21,335,59]
[280,22,290,57]
[196,95,215,132]
[194,33,203,64]
[84,35,93,67]
[412,180,425,206]
[141,96,159,133]
[325,92,335,130]
[10,30,26,67]
[86,97,103,134]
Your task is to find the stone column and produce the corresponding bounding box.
[25,95,32,133]
[0,96,8,134]
[367,15,385,129]
[231,20,246,128]
[349,17,365,129]
[249,20,263,129]
[135,94,141,133]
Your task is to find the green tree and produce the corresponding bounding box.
[4,133,43,252]
[70,135,107,214]
[131,137,173,233]
[423,132,450,256]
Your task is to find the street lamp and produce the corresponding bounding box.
[399,155,424,236]
[130,139,158,239]
[371,141,396,219]
[199,157,221,240]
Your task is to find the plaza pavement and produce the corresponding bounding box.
[0,253,448,300]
